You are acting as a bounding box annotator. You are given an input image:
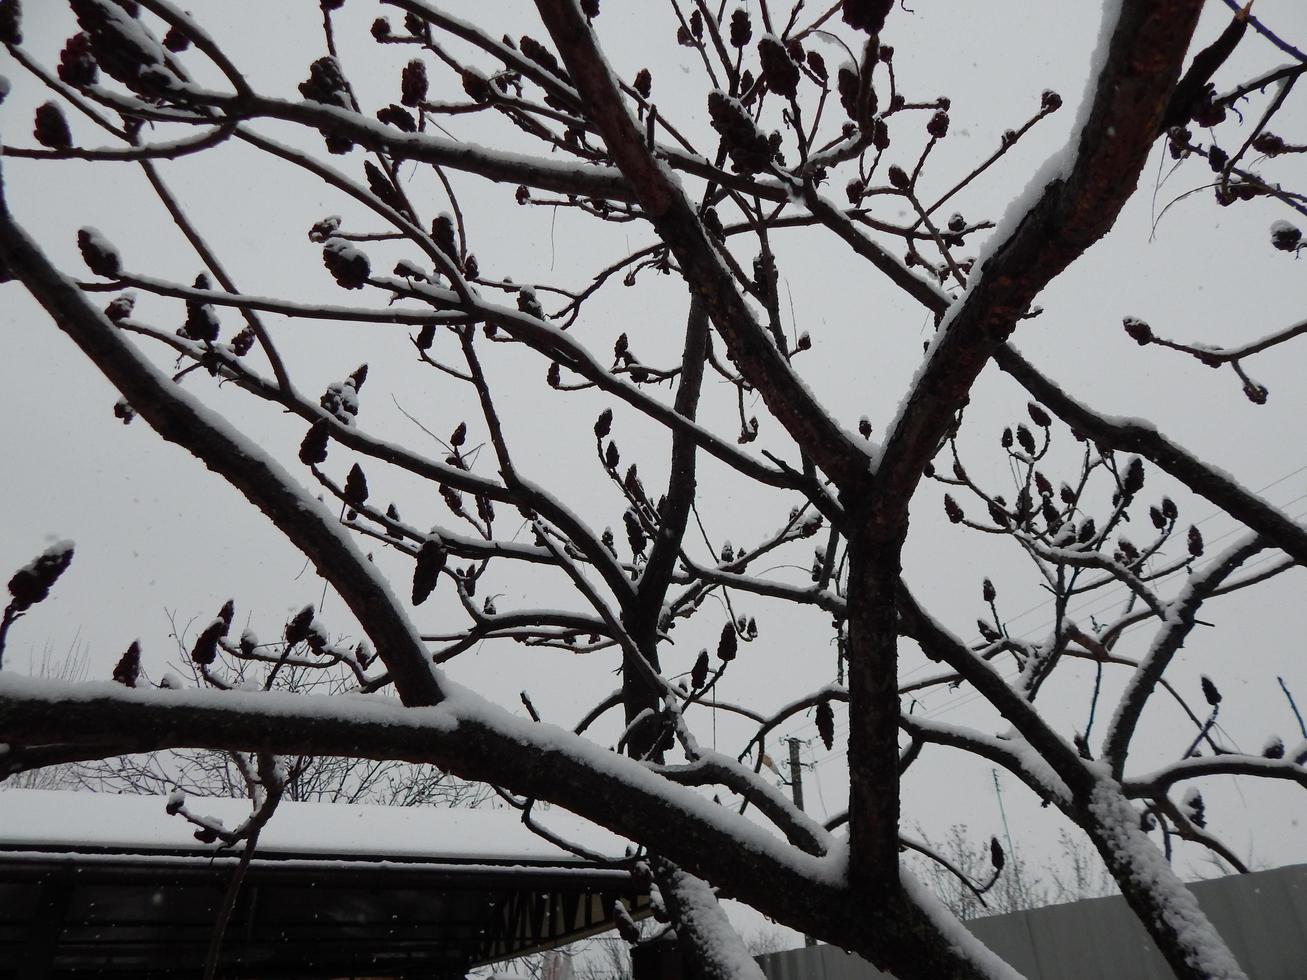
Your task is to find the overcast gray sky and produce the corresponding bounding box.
[3,0,1306,927]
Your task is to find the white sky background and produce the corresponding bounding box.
[2,0,1307,945]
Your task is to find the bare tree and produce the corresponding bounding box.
[1,2,1306,979]
[73,635,490,807]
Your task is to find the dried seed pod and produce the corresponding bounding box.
[450,421,467,447]
[71,0,175,93]
[691,649,709,689]
[729,8,751,48]
[595,408,613,439]
[77,227,121,278]
[344,463,369,505]
[1263,736,1285,759]
[990,837,1005,871]
[373,103,413,132]
[716,622,737,662]
[1122,457,1145,497]
[707,90,772,175]
[1078,518,1096,544]
[431,213,457,259]
[1016,424,1036,455]
[988,496,1010,527]
[1187,525,1204,557]
[113,640,141,687]
[284,604,315,648]
[105,293,135,322]
[1271,220,1302,252]
[836,65,860,120]
[758,35,800,99]
[401,58,428,107]
[982,578,996,603]
[633,68,651,98]
[322,238,370,289]
[230,325,256,356]
[321,376,360,425]
[0,0,20,45]
[872,117,890,150]
[815,699,835,750]
[926,110,949,139]
[841,0,893,34]
[299,55,352,110]
[701,206,724,242]
[605,441,620,470]
[520,36,568,81]
[371,16,391,39]
[299,420,330,466]
[1183,787,1206,828]
[184,275,221,343]
[415,323,436,350]
[308,215,341,243]
[1122,316,1153,345]
[191,618,223,666]
[1027,402,1051,428]
[806,50,828,82]
[623,508,646,557]
[1200,675,1222,707]
[977,619,1000,642]
[58,32,99,86]
[887,165,909,189]
[943,494,963,524]
[7,541,74,612]
[298,55,354,152]
[412,538,447,605]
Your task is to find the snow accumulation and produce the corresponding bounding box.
[901,869,1023,980]
[1086,779,1247,980]
[0,788,631,864]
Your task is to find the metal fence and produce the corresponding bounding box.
[756,863,1307,980]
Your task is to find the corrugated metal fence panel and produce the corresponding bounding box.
[755,864,1307,980]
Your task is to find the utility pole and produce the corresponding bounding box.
[786,737,805,811]
[786,737,817,948]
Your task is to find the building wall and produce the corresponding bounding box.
[754,864,1307,980]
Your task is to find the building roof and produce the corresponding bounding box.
[0,790,646,978]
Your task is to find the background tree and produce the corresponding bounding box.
[73,632,490,806]
[1,2,1306,979]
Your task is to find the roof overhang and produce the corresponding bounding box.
[0,790,648,977]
